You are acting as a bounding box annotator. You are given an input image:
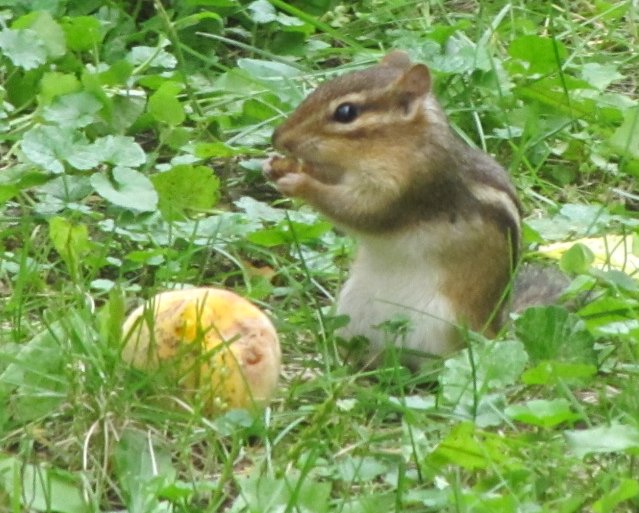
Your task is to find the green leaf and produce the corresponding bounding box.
[0,165,49,205]
[0,28,47,69]
[508,35,567,74]
[590,268,639,293]
[247,0,278,23]
[127,45,177,69]
[515,306,596,365]
[235,196,287,223]
[428,422,511,470]
[151,164,220,220]
[42,91,102,128]
[565,424,639,459]
[106,94,146,133]
[61,15,103,51]
[559,243,594,274]
[13,10,66,58]
[525,203,612,241]
[441,339,528,404]
[233,470,331,513]
[194,141,247,158]
[505,399,581,428]
[0,457,88,513]
[247,219,333,246]
[609,106,639,159]
[238,58,302,79]
[49,216,91,276]
[147,81,185,125]
[592,479,639,513]
[98,59,134,86]
[39,71,81,104]
[578,295,639,338]
[581,62,623,91]
[336,456,388,483]
[522,361,597,385]
[0,319,69,420]
[93,135,146,167]
[20,125,99,173]
[114,429,176,508]
[91,167,158,212]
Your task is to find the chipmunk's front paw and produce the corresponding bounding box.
[263,155,317,197]
[262,155,302,181]
[273,171,311,197]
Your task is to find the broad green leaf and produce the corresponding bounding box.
[525,203,612,241]
[0,28,47,69]
[515,306,596,365]
[233,470,331,513]
[39,71,81,104]
[508,35,567,74]
[194,141,247,158]
[505,399,581,428]
[93,135,146,167]
[61,15,103,51]
[428,422,511,470]
[565,424,639,459]
[610,106,639,159]
[42,91,102,128]
[127,45,177,69]
[107,94,146,132]
[578,295,639,338]
[147,81,185,125]
[247,219,333,246]
[559,243,594,274]
[38,174,93,202]
[0,165,49,205]
[522,361,597,385]
[0,325,66,419]
[581,63,623,91]
[20,125,99,173]
[592,479,639,513]
[336,456,388,483]
[49,216,91,276]
[234,196,287,223]
[114,429,176,508]
[247,0,277,23]
[0,457,88,513]
[238,58,302,79]
[590,268,638,293]
[13,10,66,58]
[440,339,528,404]
[340,494,397,513]
[91,166,158,212]
[98,59,134,86]
[151,164,219,220]
[246,1,304,27]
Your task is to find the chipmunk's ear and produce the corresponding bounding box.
[380,50,412,69]
[393,63,431,98]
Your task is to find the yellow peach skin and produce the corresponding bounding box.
[121,288,281,414]
[538,235,638,274]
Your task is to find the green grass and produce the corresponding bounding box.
[1,1,639,512]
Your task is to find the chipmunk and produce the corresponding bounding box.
[263,51,549,370]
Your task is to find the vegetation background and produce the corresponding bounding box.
[1,0,638,511]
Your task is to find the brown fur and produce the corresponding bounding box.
[267,51,523,356]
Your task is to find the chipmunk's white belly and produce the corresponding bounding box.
[337,226,462,369]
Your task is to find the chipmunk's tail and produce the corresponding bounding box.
[511,264,570,313]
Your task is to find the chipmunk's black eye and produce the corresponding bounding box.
[333,102,359,123]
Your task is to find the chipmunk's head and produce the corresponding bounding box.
[272,51,445,187]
